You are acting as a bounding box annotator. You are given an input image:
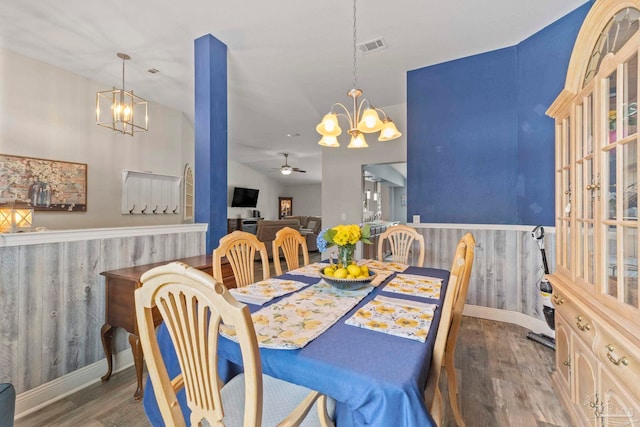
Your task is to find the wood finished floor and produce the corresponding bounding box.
[15,316,570,427]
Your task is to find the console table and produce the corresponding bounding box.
[100,254,236,401]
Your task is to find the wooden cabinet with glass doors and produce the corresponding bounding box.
[547,1,640,425]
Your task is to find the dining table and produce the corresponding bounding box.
[142,260,450,427]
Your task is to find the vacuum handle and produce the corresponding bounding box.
[540,248,550,274]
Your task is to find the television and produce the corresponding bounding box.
[231,187,259,207]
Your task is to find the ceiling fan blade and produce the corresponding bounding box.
[293,168,307,173]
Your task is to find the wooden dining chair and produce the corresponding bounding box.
[377,224,425,267]
[272,226,310,276]
[426,233,475,426]
[424,271,459,426]
[442,233,475,427]
[213,230,270,288]
[136,262,334,427]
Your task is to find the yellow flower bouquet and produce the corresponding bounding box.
[320,223,372,268]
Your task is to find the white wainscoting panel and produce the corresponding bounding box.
[0,225,206,397]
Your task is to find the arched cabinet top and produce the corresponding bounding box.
[547,0,640,118]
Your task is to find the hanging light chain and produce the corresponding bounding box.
[352,0,357,89]
[315,0,402,147]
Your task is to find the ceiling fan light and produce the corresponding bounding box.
[316,113,342,137]
[348,132,368,148]
[357,108,383,133]
[281,166,293,175]
[318,135,340,147]
[378,119,402,141]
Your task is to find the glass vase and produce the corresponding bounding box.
[338,244,355,268]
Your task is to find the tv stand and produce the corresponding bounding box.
[227,218,262,234]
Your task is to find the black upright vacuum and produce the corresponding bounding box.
[526,225,556,350]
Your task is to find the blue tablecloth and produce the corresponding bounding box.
[143,265,449,427]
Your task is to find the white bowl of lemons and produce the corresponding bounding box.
[318,263,377,290]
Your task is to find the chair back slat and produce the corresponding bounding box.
[213,230,270,288]
[272,227,310,275]
[377,224,425,267]
[136,262,263,427]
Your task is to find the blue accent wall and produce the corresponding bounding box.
[194,35,228,252]
[407,3,591,226]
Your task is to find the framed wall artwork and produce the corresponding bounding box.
[0,154,87,212]
[279,197,292,219]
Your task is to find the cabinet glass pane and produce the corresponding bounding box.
[623,140,638,220]
[606,225,618,298]
[586,94,594,154]
[608,71,618,144]
[623,53,638,138]
[576,104,584,159]
[563,118,571,167]
[577,164,584,218]
[586,158,595,219]
[563,170,572,218]
[623,226,638,307]
[583,8,640,86]
[577,222,584,278]
[567,222,572,271]
[608,148,617,220]
[588,223,595,284]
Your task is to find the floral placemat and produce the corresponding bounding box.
[222,282,374,349]
[370,270,394,287]
[229,278,310,306]
[362,259,409,273]
[345,295,437,342]
[287,262,328,278]
[382,274,442,299]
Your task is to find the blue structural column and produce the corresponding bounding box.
[194,34,227,253]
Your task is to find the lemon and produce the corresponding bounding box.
[347,274,355,279]
[357,275,366,279]
[323,266,336,276]
[360,265,369,276]
[333,268,348,279]
[347,264,361,277]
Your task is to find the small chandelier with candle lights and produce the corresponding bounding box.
[315,0,402,148]
[96,53,148,136]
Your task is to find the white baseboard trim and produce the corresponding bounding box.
[15,349,134,419]
[463,304,556,338]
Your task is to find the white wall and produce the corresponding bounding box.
[321,104,407,231]
[391,186,407,223]
[282,183,321,217]
[0,48,193,230]
[227,160,284,220]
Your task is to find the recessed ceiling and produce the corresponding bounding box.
[0,0,587,184]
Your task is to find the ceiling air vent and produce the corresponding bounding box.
[357,37,387,54]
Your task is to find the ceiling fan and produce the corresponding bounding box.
[275,153,306,175]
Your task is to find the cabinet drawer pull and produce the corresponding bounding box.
[606,345,629,366]
[553,294,564,305]
[576,315,591,331]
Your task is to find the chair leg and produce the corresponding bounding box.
[430,388,443,427]
[317,394,335,427]
[445,351,465,427]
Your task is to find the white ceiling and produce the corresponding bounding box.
[0,0,586,184]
